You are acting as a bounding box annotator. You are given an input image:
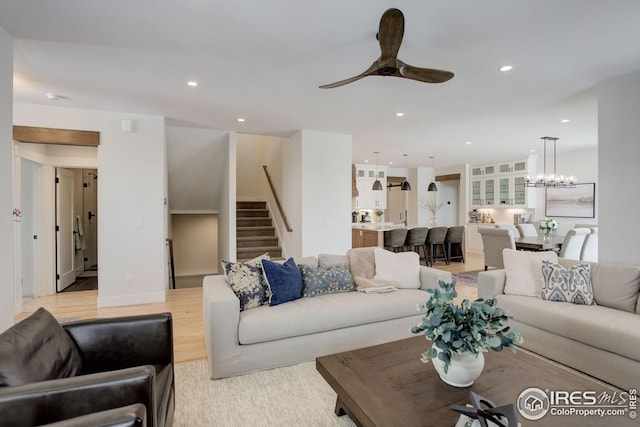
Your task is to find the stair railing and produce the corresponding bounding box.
[262,165,293,232]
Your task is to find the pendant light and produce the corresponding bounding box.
[428,156,438,192]
[372,151,383,191]
[525,137,577,188]
[400,154,412,191]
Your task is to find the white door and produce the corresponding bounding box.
[387,186,406,224]
[82,169,98,270]
[56,168,75,292]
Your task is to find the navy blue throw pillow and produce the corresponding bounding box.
[261,258,303,306]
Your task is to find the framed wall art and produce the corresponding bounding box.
[545,183,595,218]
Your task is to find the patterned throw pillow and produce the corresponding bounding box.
[221,253,270,311]
[541,260,595,305]
[299,263,356,298]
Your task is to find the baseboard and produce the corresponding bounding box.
[97,291,165,308]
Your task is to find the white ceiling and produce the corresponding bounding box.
[2,0,640,169]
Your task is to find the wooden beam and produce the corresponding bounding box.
[13,125,100,147]
[436,173,461,182]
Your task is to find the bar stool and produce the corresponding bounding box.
[384,228,408,253]
[426,226,449,266]
[404,227,429,261]
[445,226,465,264]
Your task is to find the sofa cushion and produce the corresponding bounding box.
[560,259,640,313]
[262,258,304,306]
[0,307,83,386]
[299,263,356,297]
[318,253,349,269]
[503,249,558,297]
[221,253,270,311]
[373,248,421,289]
[495,294,640,362]
[238,289,427,345]
[541,261,595,305]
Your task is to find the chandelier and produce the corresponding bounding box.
[525,137,577,188]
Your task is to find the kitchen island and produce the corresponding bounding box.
[351,223,409,248]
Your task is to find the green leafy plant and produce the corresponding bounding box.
[411,280,522,373]
[374,209,384,217]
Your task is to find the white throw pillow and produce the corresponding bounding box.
[373,248,421,289]
[503,249,558,297]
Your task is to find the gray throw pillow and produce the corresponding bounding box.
[0,307,83,386]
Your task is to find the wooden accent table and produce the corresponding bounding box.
[317,336,635,427]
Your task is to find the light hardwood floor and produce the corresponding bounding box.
[15,251,484,364]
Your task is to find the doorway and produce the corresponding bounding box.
[55,167,99,292]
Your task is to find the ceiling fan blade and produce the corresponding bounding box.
[319,60,379,89]
[398,60,454,83]
[378,8,404,62]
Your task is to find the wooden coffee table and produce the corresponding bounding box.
[316,336,635,427]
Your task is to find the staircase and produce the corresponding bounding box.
[236,201,282,262]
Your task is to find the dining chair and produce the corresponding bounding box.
[579,227,598,262]
[516,223,538,237]
[404,227,429,261]
[559,228,590,260]
[477,228,516,270]
[495,224,521,238]
[444,226,465,264]
[425,226,449,266]
[383,228,408,253]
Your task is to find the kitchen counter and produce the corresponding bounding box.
[351,223,420,248]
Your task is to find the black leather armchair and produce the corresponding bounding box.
[0,311,174,427]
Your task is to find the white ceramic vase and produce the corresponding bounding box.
[431,349,485,387]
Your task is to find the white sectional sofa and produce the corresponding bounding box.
[203,247,451,379]
[478,257,640,391]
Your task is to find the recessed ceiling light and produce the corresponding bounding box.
[364,160,369,163]
[237,118,245,123]
[396,112,404,117]
[45,92,60,100]
[560,119,570,123]
[530,149,536,153]
[187,81,198,87]
[499,65,513,72]
[388,162,393,165]
[465,141,473,145]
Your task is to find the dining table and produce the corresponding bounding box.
[514,235,564,251]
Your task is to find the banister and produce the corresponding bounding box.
[262,165,293,232]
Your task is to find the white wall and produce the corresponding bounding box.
[171,214,218,276]
[14,103,168,307]
[218,133,235,263]
[236,134,285,201]
[534,147,598,234]
[300,130,352,256]
[0,26,14,330]
[280,131,352,257]
[280,134,303,257]
[166,126,229,212]
[598,70,640,265]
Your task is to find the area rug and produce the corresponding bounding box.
[451,270,484,287]
[173,359,356,427]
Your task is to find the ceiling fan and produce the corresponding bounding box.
[320,8,454,89]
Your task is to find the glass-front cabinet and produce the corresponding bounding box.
[469,156,535,208]
[353,165,387,210]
